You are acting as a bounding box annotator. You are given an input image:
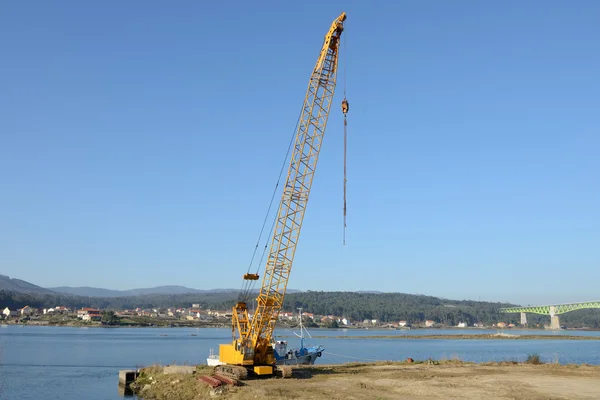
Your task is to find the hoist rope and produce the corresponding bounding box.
[342,21,348,246]
[343,19,347,99]
[344,114,347,246]
[240,108,303,302]
[255,210,278,275]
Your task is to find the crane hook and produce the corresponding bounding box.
[341,99,349,114]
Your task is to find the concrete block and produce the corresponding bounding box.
[119,370,138,386]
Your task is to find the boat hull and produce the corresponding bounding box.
[276,350,322,365]
[207,356,224,366]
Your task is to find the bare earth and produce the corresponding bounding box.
[282,334,600,340]
[133,361,600,400]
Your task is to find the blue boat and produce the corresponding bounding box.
[273,309,325,365]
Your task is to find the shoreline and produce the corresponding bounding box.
[5,321,599,331]
[5,323,600,340]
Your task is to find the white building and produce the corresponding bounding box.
[3,307,17,317]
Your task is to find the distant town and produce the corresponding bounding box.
[1,304,525,329]
[6,275,598,329]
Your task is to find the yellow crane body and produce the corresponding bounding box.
[218,12,346,376]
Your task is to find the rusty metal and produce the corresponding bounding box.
[213,374,239,386]
[198,375,222,388]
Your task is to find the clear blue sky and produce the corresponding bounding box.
[1,1,599,306]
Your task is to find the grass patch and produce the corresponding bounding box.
[525,353,543,365]
[195,364,214,375]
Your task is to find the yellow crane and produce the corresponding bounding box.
[215,12,347,378]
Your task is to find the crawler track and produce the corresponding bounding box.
[276,365,293,378]
[214,365,249,380]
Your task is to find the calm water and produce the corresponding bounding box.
[1,325,599,400]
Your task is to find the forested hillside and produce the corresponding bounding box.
[0,290,237,311]
[284,291,513,326]
[0,274,55,294]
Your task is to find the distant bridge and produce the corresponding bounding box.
[500,301,600,330]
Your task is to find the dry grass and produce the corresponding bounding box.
[526,353,543,365]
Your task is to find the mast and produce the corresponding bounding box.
[298,307,304,349]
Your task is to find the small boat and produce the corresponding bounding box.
[273,309,324,366]
[273,339,324,365]
[207,348,223,366]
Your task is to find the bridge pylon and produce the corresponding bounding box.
[520,312,527,326]
[549,306,560,330]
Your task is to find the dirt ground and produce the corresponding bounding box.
[302,333,600,341]
[133,361,600,400]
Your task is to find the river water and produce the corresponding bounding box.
[1,325,599,400]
